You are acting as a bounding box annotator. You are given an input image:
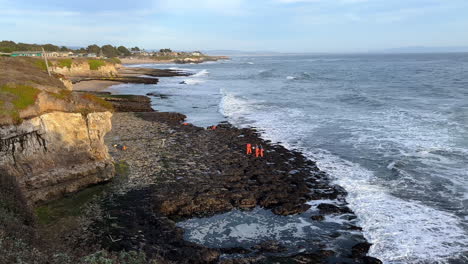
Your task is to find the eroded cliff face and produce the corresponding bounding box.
[0,111,114,203]
[51,62,120,78]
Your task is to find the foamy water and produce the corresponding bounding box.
[118,54,468,263]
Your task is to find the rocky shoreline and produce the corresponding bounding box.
[16,61,382,263]
[43,106,380,263]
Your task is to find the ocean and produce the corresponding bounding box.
[110,53,468,263]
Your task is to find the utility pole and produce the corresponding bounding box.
[41,47,51,76]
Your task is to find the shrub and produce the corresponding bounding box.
[57,58,73,69]
[0,84,40,110]
[48,89,72,100]
[0,84,40,123]
[80,93,114,111]
[88,59,106,70]
[108,57,121,64]
[34,59,48,71]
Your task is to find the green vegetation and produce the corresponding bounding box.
[80,93,114,110]
[35,184,107,225]
[3,85,40,109]
[88,59,107,70]
[48,89,72,100]
[108,57,121,64]
[57,58,73,69]
[117,46,131,56]
[34,59,48,71]
[0,84,41,123]
[0,40,71,53]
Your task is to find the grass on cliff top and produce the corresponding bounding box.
[0,84,40,123]
[80,93,114,111]
[88,59,107,70]
[56,58,73,69]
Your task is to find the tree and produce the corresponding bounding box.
[160,48,172,53]
[131,47,140,51]
[60,46,69,52]
[42,44,60,52]
[101,45,119,58]
[117,46,131,56]
[87,44,100,54]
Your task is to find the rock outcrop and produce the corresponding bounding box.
[0,57,115,204]
[0,111,114,203]
[49,59,120,78]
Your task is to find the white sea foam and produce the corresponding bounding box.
[218,88,468,264]
[287,76,297,80]
[192,69,210,77]
[310,150,468,264]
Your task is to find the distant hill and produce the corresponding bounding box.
[380,46,468,53]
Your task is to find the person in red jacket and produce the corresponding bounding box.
[255,144,260,157]
[246,143,252,155]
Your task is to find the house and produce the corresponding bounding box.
[86,53,97,58]
[191,51,202,56]
[57,51,74,57]
[11,51,43,57]
[47,52,60,57]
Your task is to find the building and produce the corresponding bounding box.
[10,51,75,57]
[192,51,202,56]
[11,51,43,57]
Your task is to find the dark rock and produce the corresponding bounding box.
[146,92,169,99]
[252,240,287,253]
[272,203,311,216]
[317,203,352,215]
[311,215,325,221]
[362,256,383,264]
[352,242,372,258]
[219,247,252,254]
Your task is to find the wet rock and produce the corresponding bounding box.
[201,248,221,263]
[351,242,372,258]
[311,215,325,221]
[317,203,352,215]
[220,247,252,254]
[219,256,266,264]
[238,197,257,209]
[146,92,169,99]
[272,203,311,216]
[252,240,287,253]
[362,256,383,264]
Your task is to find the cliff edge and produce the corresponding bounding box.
[0,57,115,203]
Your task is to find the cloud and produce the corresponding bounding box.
[154,0,247,15]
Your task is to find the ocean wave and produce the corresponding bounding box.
[286,72,314,81]
[219,92,468,263]
[181,79,205,85]
[307,150,468,264]
[218,88,255,119]
[192,69,210,77]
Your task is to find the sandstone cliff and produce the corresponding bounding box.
[0,111,114,203]
[49,58,120,78]
[0,57,115,204]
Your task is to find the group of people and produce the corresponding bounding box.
[246,143,265,158]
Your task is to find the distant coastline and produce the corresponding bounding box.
[120,55,228,65]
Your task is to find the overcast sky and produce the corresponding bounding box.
[1,0,468,52]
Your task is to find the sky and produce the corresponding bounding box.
[1,0,468,53]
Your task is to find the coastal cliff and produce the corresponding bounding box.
[49,58,120,78]
[0,57,115,204]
